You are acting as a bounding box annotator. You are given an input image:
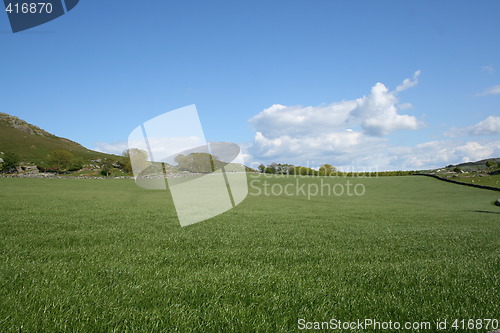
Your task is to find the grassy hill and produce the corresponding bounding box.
[0,113,123,165]
[423,156,500,189]
[435,157,500,173]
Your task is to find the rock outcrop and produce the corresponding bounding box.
[0,112,53,136]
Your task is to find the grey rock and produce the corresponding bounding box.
[0,112,51,136]
[21,165,39,174]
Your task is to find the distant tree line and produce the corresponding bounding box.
[257,163,338,176]
[257,162,417,177]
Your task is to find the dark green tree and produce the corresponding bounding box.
[49,150,73,171]
[486,160,497,168]
[319,164,336,176]
[1,152,20,173]
[68,158,84,172]
[121,149,134,174]
[100,159,112,176]
[264,163,277,174]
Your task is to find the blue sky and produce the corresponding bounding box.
[1,1,499,170]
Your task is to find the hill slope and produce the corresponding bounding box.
[453,157,500,169]
[0,112,121,164]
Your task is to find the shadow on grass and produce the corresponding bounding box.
[471,210,500,215]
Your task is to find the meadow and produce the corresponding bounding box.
[453,173,500,188]
[0,175,498,332]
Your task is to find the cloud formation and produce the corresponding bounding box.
[244,136,500,171]
[481,64,495,74]
[94,70,499,172]
[247,71,425,169]
[250,129,387,167]
[245,71,500,170]
[395,70,421,92]
[94,141,128,155]
[447,116,500,137]
[386,140,500,170]
[249,101,356,138]
[469,116,500,135]
[250,71,422,139]
[476,85,500,97]
[349,82,421,136]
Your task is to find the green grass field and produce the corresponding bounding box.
[453,173,500,188]
[0,175,499,332]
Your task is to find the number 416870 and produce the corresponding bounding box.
[5,2,53,14]
[451,319,498,330]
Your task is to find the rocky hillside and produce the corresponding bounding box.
[0,112,55,137]
[452,157,500,169]
[0,112,123,165]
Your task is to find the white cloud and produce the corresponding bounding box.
[250,71,422,139]
[476,85,500,97]
[245,135,500,171]
[467,116,500,135]
[249,101,356,137]
[245,71,500,170]
[386,140,500,170]
[349,82,421,136]
[94,141,128,155]
[247,71,423,168]
[456,141,499,162]
[481,64,495,74]
[244,133,387,171]
[250,129,385,163]
[447,116,500,137]
[398,102,413,110]
[395,70,421,92]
